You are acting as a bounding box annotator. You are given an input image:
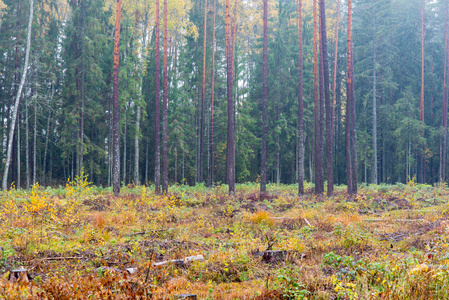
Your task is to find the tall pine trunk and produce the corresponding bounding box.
[231,0,238,180]
[79,0,86,175]
[260,0,268,193]
[226,0,235,194]
[318,3,325,195]
[443,3,449,183]
[320,0,333,197]
[346,0,354,195]
[297,0,304,195]
[372,14,378,184]
[420,0,425,183]
[2,0,34,191]
[26,98,30,189]
[33,98,37,185]
[350,36,357,193]
[17,113,20,188]
[200,0,208,183]
[162,0,168,194]
[112,0,122,196]
[332,0,340,133]
[313,0,322,194]
[155,0,161,194]
[134,106,140,185]
[210,0,216,186]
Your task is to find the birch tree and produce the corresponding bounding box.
[2,0,34,191]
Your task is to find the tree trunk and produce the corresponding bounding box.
[2,0,34,191]
[231,0,238,182]
[134,106,140,185]
[420,0,425,183]
[200,0,208,183]
[226,0,235,194]
[313,0,322,194]
[210,0,216,186]
[260,0,268,193]
[320,0,333,197]
[79,0,86,175]
[332,0,340,134]
[162,0,168,194]
[123,108,127,184]
[444,5,449,183]
[145,142,149,184]
[17,112,20,189]
[346,0,353,194]
[43,83,54,186]
[318,5,325,195]
[276,47,280,185]
[350,40,357,193]
[26,98,30,189]
[33,97,37,185]
[155,0,161,194]
[298,0,304,195]
[372,18,378,185]
[112,0,122,196]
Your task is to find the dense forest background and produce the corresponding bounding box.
[0,0,447,189]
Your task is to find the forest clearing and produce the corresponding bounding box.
[1,179,449,299]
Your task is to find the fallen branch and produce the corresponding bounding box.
[125,229,172,237]
[364,219,429,223]
[270,217,295,221]
[303,218,312,227]
[26,256,84,263]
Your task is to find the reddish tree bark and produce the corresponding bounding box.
[346,0,353,195]
[442,2,448,183]
[112,0,122,196]
[200,0,208,183]
[79,0,86,174]
[210,0,216,186]
[154,0,161,194]
[419,0,425,183]
[297,0,304,195]
[332,0,340,132]
[260,0,268,193]
[226,0,235,194]
[162,0,168,194]
[317,2,325,195]
[313,0,322,194]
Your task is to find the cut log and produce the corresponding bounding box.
[176,295,197,300]
[153,254,205,267]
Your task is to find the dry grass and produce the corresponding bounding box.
[0,180,449,299]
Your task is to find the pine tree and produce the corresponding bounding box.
[226,0,235,194]
[112,0,122,196]
[155,0,161,194]
[200,0,208,183]
[210,0,216,186]
[297,0,304,195]
[320,0,333,197]
[162,0,169,194]
[260,0,268,193]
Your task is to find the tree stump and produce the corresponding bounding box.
[9,267,29,282]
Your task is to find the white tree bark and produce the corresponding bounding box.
[2,0,34,191]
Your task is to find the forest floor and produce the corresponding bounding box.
[1,178,449,299]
